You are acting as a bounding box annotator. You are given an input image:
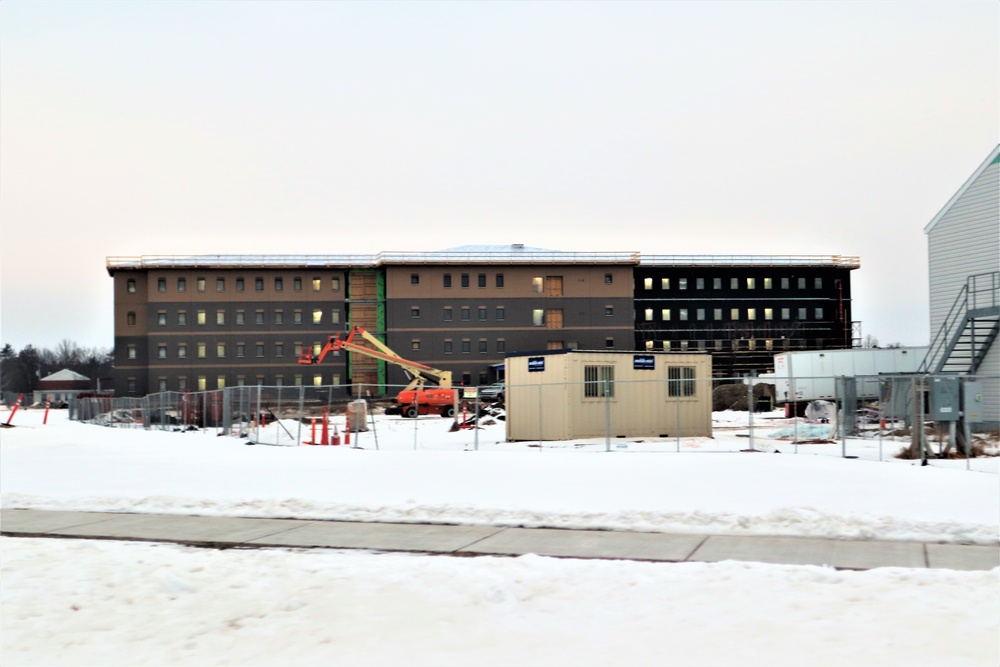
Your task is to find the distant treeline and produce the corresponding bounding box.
[0,340,113,394]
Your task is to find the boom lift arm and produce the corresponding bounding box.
[298,326,453,393]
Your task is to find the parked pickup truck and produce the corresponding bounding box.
[479,382,505,402]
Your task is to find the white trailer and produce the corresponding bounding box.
[765,348,929,404]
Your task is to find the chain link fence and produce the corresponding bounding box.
[67,374,998,465]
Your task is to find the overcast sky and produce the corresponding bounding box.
[1,1,997,352]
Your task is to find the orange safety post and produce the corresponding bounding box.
[5,394,24,426]
[306,417,316,445]
[321,407,329,446]
[43,399,51,425]
[345,412,351,446]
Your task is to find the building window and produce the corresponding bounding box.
[605,337,614,348]
[815,277,823,289]
[604,273,613,284]
[197,343,207,358]
[157,344,167,359]
[312,278,321,291]
[478,307,487,321]
[331,309,340,324]
[158,311,167,326]
[217,376,226,390]
[781,277,789,289]
[798,277,806,289]
[815,307,824,319]
[782,308,790,320]
[462,339,471,353]
[643,277,653,290]
[713,278,721,289]
[411,306,420,318]
[764,308,774,320]
[216,310,225,325]
[236,310,245,325]
[605,306,614,316]
[443,273,452,288]
[444,340,453,354]
[661,278,670,289]
[411,273,420,285]
[411,339,420,351]
[312,374,322,387]
[217,343,226,358]
[444,307,453,321]
[178,278,186,292]
[496,339,506,353]
[237,376,246,387]
[294,310,303,324]
[461,307,470,321]
[645,340,654,351]
[731,308,740,320]
[256,310,265,325]
[668,366,696,397]
[679,309,688,321]
[197,278,206,292]
[255,277,264,291]
[747,278,756,289]
[532,309,545,326]
[478,273,486,288]
[256,343,265,357]
[660,309,669,321]
[178,344,187,359]
[127,279,136,293]
[764,278,772,290]
[461,274,470,288]
[274,277,283,291]
[217,277,225,292]
[696,278,704,290]
[496,273,505,288]
[534,277,545,292]
[798,308,807,319]
[313,309,323,324]
[236,343,245,358]
[478,339,488,353]
[293,277,302,292]
[714,308,722,321]
[127,311,136,326]
[679,278,687,290]
[158,378,167,392]
[697,309,705,320]
[236,278,245,292]
[197,376,207,391]
[157,277,166,292]
[731,278,738,289]
[584,365,614,398]
[275,342,284,357]
[275,375,284,387]
[197,310,206,325]
[331,278,340,290]
[312,343,322,357]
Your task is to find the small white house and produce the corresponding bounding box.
[34,369,91,405]
[504,350,712,441]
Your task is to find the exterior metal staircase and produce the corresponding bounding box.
[920,271,1000,374]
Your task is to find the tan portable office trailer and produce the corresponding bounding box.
[504,350,712,441]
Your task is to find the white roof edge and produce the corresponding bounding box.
[924,144,1000,235]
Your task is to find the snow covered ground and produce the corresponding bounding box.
[2,408,998,666]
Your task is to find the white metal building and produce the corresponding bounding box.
[922,145,1000,425]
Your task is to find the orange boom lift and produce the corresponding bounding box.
[299,326,457,419]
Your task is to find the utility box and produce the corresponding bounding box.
[964,381,985,422]
[930,377,960,422]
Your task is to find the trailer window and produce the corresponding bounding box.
[584,365,614,398]
[668,366,696,397]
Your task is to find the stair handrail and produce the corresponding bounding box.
[920,271,1000,373]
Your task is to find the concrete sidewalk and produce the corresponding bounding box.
[2,508,997,571]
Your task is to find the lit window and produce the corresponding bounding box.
[781,277,789,289]
[313,375,323,387]
[799,308,807,319]
[216,310,225,325]
[331,277,340,290]
[764,308,773,320]
[661,309,670,321]
[158,311,167,326]
[313,309,323,324]
[731,278,738,289]
[680,309,688,321]
[815,307,824,319]
[696,278,704,289]
[713,278,721,289]
[127,279,136,293]
[127,344,136,359]
[714,309,722,320]
[764,278,772,289]
[532,309,545,326]
[312,278,321,291]
[782,308,790,320]
[747,278,755,289]
[798,277,806,289]
[158,345,167,359]
[217,376,225,390]
[697,309,705,320]
[217,343,226,358]
[747,308,756,320]
[331,309,340,324]
[197,343,206,358]
[661,278,669,289]
[535,277,546,292]
[679,278,687,290]
[731,308,740,320]
[198,376,207,391]
[197,310,206,325]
